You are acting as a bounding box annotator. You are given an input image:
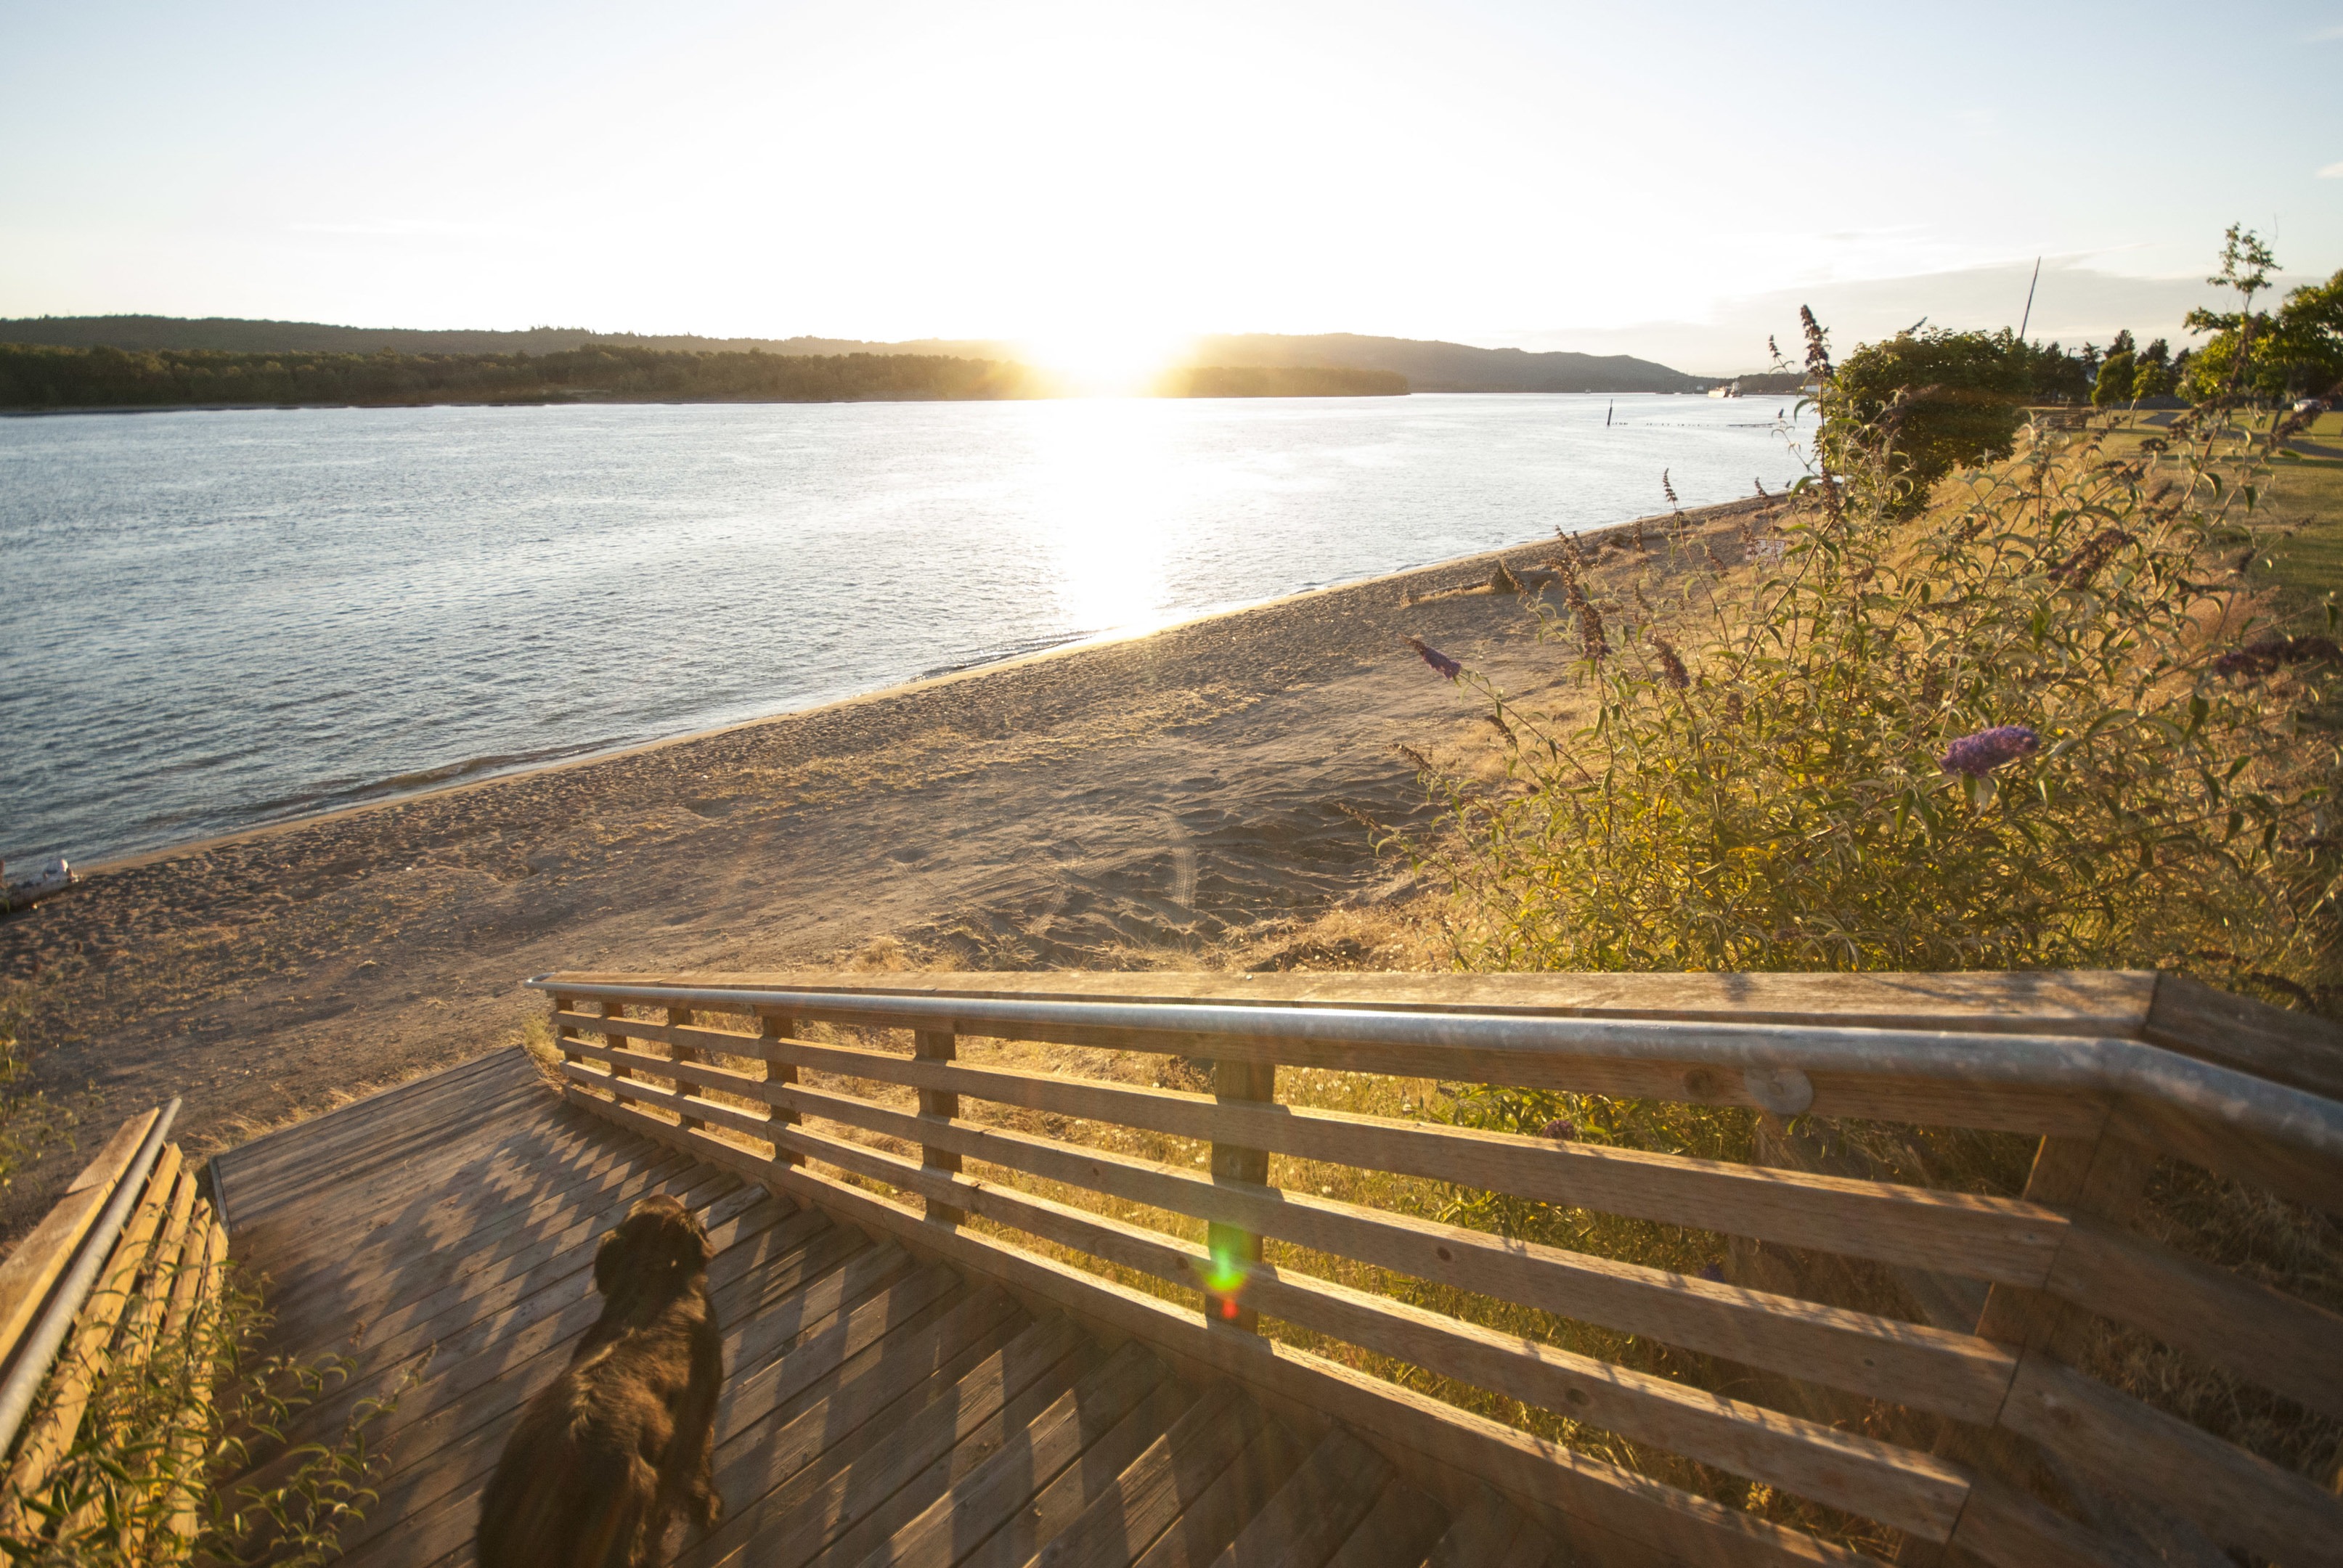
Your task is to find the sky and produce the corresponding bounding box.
[3,1,2340,374]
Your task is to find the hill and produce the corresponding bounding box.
[1183,332,1706,393]
[0,317,1706,393]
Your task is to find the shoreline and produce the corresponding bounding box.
[0,492,1769,1238]
[76,502,1753,878]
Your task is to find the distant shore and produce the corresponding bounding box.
[0,497,1768,1239]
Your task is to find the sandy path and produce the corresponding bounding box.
[0,502,1764,1234]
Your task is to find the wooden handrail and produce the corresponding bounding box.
[534,969,2343,1568]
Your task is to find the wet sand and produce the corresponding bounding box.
[0,500,1766,1235]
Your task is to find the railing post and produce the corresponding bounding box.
[600,998,629,1082]
[1206,1058,1276,1332]
[552,993,580,1072]
[760,1012,802,1166]
[667,1005,701,1131]
[1894,1128,2156,1567]
[915,1029,963,1224]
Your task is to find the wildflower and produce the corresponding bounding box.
[1662,469,1682,513]
[1799,305,1833,383]
[1576,602,1609,661]
[1539,1117,1576,1140]
[1698,1263,1727,1284]
[1485,711,1515,743]
[2213,634,2343,679]
[1403,637,1462,681]
[1649,635,1690,690]
[1940,724,2040,777]
[1724,690,1745,725]
[1490,560,1523,594]
[2047,527,2131,587]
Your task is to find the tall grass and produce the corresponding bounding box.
[0,1249,398,1566]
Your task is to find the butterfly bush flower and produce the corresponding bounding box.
[1404,636,1462,681]
[1940,724,2040,777]
[1539,1117,1576,1141]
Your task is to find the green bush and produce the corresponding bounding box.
[1413,387,2342,1014]
[1822,327,2036,513]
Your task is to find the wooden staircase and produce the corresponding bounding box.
[210,1048,1556,1568]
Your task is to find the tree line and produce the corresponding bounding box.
[1156,365,1406,397]
[0,343,1041,411]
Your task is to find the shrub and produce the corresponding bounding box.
[1409,342,2342,1014]
[1822,327,2036,512]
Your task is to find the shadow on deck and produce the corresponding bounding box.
[211,1048,1539,1568]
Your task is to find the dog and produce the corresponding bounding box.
[477,1194,724,1567]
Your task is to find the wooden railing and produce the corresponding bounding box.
[529,968,2343,1568]
[0,1101,226,1561]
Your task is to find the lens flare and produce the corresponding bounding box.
[1203,1239,1253,1299]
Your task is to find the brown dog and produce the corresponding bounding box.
[477,1194,724,1567]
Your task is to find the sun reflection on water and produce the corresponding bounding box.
[1027,400,1180,635]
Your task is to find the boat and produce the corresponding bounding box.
[1,858,76,914]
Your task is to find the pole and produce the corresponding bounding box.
[2018,256,2042,342]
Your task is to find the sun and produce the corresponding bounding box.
[1013,321,1197,397]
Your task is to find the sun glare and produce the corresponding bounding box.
[1014,323,1197,398]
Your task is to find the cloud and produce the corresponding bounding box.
[2320,160,2343,179]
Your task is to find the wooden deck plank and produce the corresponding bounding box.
[262,1153,716,1366]
[216,1050,1361,1568]
[1319,1481,1451,1568]
[952,1373,1198,1568]
[239,1179,800,1497]
[1031,1384,1267,1568]
[713,1265,980,1458]
[684,1316,1093,1568]
[213,1053,523,1188]
[229,1085,587,1244]
[1132,1418,1310,1568]
[832,1339,1170,1568]
[404,1274,999,1568]
[236,1107,662,1276]
[313,1212,873,1566]
[704,1284,1024,1520]
[792,1339,1112,1568]
[222,1058,550,1216]
[258,1148,731,1354]
[1418,1495,1525,1568]
[1202,1427,1390,1568]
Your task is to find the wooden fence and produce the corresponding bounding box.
[0,1101,226,1561]
[531,968,2343,1568]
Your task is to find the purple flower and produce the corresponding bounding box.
[1539,1117,1577,1141]
[1940,724,2040,777]
[1698,1263,1727,1284]
[1405,636,1462,681]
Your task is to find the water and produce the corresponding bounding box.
[1,394,1805,866]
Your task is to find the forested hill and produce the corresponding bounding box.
[1,317,1707,393]
[0,316,1003,361]
[1187,333,1703,393]
[0,344,1037,411]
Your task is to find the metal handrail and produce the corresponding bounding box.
[524,978,2343,1166]
[0,1098,179,1466]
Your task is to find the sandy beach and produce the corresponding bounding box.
[0,499,1766,1235]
